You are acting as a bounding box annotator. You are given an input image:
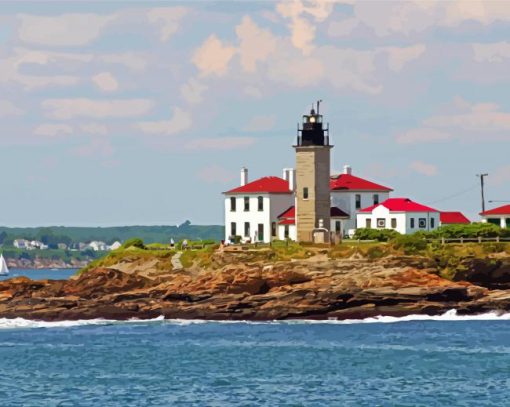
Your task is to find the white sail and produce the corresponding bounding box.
[0,255,9,276]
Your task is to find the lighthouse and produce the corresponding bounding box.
[294,101,332,242]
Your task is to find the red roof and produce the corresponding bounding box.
[481,204,510,216]
[225,176,291,194]
[330,173,392,192]
[277,206,348,224]
[360,198,439,213]
[440,211,470,224]
[278,206,295,219]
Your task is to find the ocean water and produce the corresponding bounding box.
[0,268,77,281]
[1,313,510,406]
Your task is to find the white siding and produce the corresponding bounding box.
[224,193,293,243]
[356,207,440,235]
[278,224,296,241]
[330,190,390,235]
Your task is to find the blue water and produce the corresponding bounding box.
[1,318,509,406]
[0,268,77,281]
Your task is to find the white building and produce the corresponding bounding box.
[480,204,510,228]
[89,241,108,251]
[356,198,440,235]
[13,239,29,249]
[109,241,122,250]
[223,168,294,243]
[330,165,393,235]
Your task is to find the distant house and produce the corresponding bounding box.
[109,241,122,250]
[13,239,29,249]
[480,205,510,228]
[30,240,48,250]
[89,241,108,251]
[57,243,68,250]
[440,212,470,226]
[356,198,440,235]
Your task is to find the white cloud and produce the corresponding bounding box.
[185,137,256,151]
[410,160,438,176]
[34,123,73,138]
[147,7,188,42]
[328,1,510,39]
[472,42,510,63]
[236,16,277,72]
[0,100,24,117]
[397,98,510,144]
[180,78,208,105]
[243,115,276,132]
[42,98,153,120]
[192,35,236,77]
[92,72,119,92]
[80,123,108,135]
[0,48,85,90]
[100,52,147,72]
[17,13,115,47]
[137,107,192,135]
[276,0,335,54]
[384,44,426,72]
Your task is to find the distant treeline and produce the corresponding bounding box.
[0,221,224,247]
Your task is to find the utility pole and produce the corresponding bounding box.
[477,173,489,213]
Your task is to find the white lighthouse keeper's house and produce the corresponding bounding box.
[223,168,294,243]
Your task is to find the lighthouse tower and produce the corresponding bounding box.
[294,101,332,242]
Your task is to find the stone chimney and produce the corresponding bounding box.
[240,167,248,186]
[343,165,352,175]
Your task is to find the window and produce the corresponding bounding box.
[410,218,415,228]
[244,197,250,212]
[303,187,309,199]
[355,194,361,210]
[431,218,435,229]
[257,224,264,242]
[258,196,264,211]
[230,197,236,212]
[230,222,236,237]
[284,225,290,238]
[418,218,426,229]
[366,219,372,229]
[335,221,341,234]
[244,222,250,237]
[271,222,277,237]
[377,218,386,228]
[373,194,379,205]
[391,218,397,229]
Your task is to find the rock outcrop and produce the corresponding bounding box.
[0,253,510,321]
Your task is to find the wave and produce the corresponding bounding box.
[1,310,510,329]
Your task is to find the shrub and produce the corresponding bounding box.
[121,238,145,250]
[353,228,400,242]
[428,223,504,239]
[391,234,427,255]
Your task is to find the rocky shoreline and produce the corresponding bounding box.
[1,249,510,321]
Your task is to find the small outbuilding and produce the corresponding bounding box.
[357,198,440,235]
[480,205,510,228]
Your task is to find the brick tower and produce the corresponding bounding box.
[294,101,332,242]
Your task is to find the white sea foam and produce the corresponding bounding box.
[1,310,510,329]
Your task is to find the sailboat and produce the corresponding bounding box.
[0,254,9,276]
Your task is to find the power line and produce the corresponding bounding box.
[430,184,479,205]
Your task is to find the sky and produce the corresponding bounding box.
[0,0,509,227]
